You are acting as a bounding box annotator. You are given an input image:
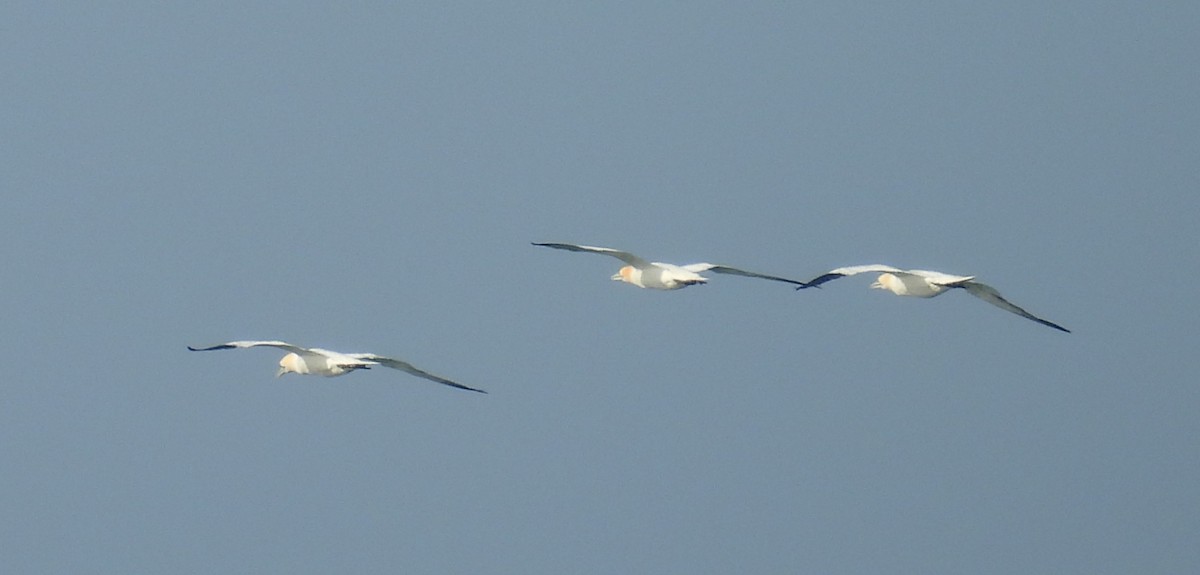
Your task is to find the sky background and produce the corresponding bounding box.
[2,2,1197,573]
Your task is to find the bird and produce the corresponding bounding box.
[798,264,1070,333]
[532,242,810,290]
[187,340,486,393]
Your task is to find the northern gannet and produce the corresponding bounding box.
[533,242,809,290]
[799,265,1070,332]
[187,340,486,392]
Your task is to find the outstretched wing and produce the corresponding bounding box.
[187,340,311,354]
[351,354,487,393]
[532,242,651,268]
[961,282,1071,333]
[681,263,809,287]
[800,264,906,289]
[905,269,975,287]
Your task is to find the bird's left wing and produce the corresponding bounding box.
[961,282,1071,333]
[187,340,311,354]
[350,354,487,393]
[682,263,810,287]
[532,243,651,267]
[799,264,906,289]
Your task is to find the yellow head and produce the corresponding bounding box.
[611,265,636,284]
[870,273,897,292]
[276,353,304,377]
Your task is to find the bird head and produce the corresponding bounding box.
[870,273,895,291]
[276,353,302,377]
[611,265,635,284]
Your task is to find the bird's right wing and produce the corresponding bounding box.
[187,340,311,354]
[351,354,487,393]
[681,263,810,287]
[961,282,1071,333]
[532,243,651,267]
[800,264,906,289]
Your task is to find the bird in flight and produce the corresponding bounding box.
[533,242,810,290]
[798,264,1070,333]
[187,340,486,393]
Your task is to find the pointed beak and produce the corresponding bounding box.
[869,280,883,289]
[610,273,623,281]
[276,367,287,378]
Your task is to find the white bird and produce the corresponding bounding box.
[187,340,486,393]
[533,242,810,290]
[799,264,1070,333]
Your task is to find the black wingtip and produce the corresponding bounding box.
[188,344,233,352]
[1032,316,1070,336]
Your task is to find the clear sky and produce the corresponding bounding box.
[3,2,1197,573]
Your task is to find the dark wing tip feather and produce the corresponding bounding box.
[430,379,488,393]
[187,344,233,352]
[1041,320,1071,333]
[430,375,487,393]
[798,273,846,289]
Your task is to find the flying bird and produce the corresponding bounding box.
[187,340,486,393]
[533,242,809,290]
[798,265,1070,333]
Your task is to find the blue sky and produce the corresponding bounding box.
[2,2,1197,573]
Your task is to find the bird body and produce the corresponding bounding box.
[869,269,975,297]
[613,261,708,289]
[275,348,372,377]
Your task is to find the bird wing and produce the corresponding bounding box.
[187,340,311,354]
[961,282,1071,333]
[800,264,907,288]
[532,242,651,267]
[681,263,809,287]
[905,269,976,286]
[350,354,487,393]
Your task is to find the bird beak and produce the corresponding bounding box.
[276,367,287,378]
[869,280,883,289]
[610,273,623,281]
